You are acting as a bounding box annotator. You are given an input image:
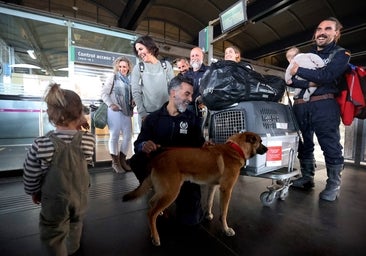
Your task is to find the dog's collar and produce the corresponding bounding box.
[227,141,245,159]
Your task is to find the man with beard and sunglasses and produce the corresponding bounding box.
[287,17,351,201]
[128,75,208,226]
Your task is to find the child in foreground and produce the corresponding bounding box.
[23,83,95,255]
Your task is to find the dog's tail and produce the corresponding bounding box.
[122,175,153,201]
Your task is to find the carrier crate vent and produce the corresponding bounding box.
[209,101,298,143]
[211,110,246,143]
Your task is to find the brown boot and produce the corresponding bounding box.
[119,152,132,171]
[111,154,125,173]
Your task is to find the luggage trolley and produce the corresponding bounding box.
[206,101,301,206]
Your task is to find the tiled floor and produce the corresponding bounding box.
[1,162,366,256]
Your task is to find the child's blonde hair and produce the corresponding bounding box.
[44,83,83,127]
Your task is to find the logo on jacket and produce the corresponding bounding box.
[179,121,188,134]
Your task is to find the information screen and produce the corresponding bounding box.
[220,0,247,33]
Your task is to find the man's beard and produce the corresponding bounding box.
[176,99,189,113]
[190,60,202,70]
[316,34,332,49]
[177,103,187,113]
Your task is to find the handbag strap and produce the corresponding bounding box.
[109,75,115,95]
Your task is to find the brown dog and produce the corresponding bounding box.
[123,131,268,246]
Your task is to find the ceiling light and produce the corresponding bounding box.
[10,64,41,69]
[27,50,37,59]
[72,6,78,11]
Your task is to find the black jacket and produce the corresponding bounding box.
[183,64,208,103]
[292,42,350,97]
[134,102,205,153]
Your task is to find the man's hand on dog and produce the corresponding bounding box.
[203,140,215,147]
[142,140,161,154]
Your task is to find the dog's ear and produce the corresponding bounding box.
[228,133,241,143]
[245,133,257,144]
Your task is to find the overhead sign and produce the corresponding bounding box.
[198,26,213,53]
[220,0,247,34]
[71,46,122,67]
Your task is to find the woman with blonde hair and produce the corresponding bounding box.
[101,56,134,173]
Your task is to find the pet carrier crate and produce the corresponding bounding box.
[207,101,301,206]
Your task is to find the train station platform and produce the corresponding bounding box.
[1,163,365,256]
